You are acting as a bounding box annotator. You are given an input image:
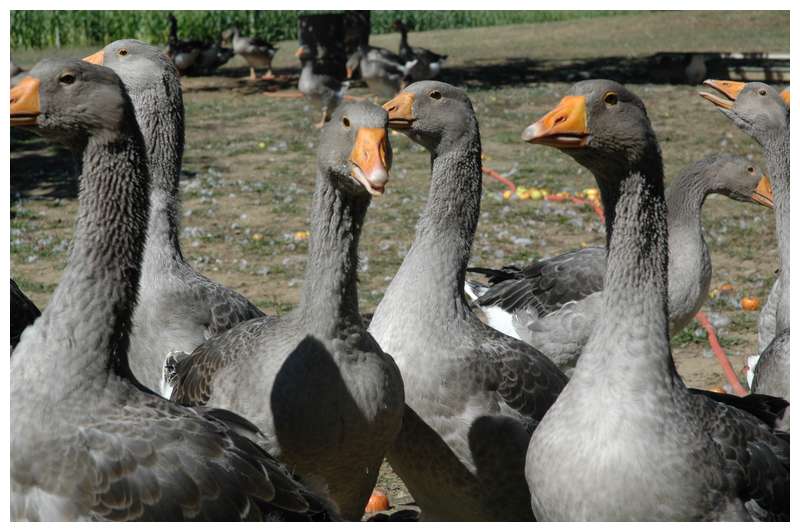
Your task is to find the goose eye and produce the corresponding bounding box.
[758,88,767,96]
[342,117,350,128]
[603,92,618,106]
[747,166,755,174]
[119,49,128,57]
[59,73,76,85]
[430,90,442,100]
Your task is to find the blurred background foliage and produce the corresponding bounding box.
[11,10,628,49]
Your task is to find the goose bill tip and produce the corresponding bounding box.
[698,91,734,110]
[83,49,105,65]
[751,175,774,208]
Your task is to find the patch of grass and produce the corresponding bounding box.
[11,12,786,390]
[11,276,58,296]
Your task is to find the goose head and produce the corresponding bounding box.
[296,44,319,68]
[83,39,177,94]
[695,155,773,208]
[11,58,134,145]
[392,20,409,32]
[382,80,477,153]
[345,50,362,78]
[700,80,789,146]
[318,101,391,197]
[522,79,658,180]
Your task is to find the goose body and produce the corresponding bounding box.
[225,26,278,80]
[524,80,788,521]
[165,102,404,520]
[164,14,223,76]
[756,275,781,354]
[371,82,567,521]
[469,155,773,371]
[83,40,264,395]
[393,20,447,81]
[296,45,348,128]
[10,59,335,522]
[347,45,413,98]
[188,43,234,76]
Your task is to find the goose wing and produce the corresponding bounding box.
[484,332,568,423]
[411,47,447,64]
[14,396,334,521]
[246,36,276,54]
[166,318,270,406]
[687,392,789,520]
[471,247,606,316]
[185,274,266,338]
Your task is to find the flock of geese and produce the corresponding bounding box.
[9,33,789,522]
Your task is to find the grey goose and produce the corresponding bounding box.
[295,44,349,128]
[467,154,774,372]
[524,79,788,521]
[223,26,278,80]
[701,80,790,428]
[165,102,405,520]
[9,58,336,522]
[83,40,265,395]
[346,43,416,98]
[370,81,568,521]
[393,20,447,81]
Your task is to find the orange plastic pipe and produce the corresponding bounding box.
[694,311,748,396]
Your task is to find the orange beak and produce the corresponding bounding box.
[382,92,415,129]
[699,79,745,110]
[293,47,304,57]
[780,88,790,106]
[83,49,105,65]
[521,95,588,148]
[350,127,391,196]
[751,175,774,208]
[10,76,41,126]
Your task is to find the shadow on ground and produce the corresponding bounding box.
[440,53,789,89]
[11,129,79,201]
[194,52,788,94]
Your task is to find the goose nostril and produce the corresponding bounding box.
[555,115,566,125]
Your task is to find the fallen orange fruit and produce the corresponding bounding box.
[365,489,390,513]
[741,297,761,311]
[719,283,735,293]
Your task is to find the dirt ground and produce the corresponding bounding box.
[10,11,788,517]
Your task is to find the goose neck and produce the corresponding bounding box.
[764,132,790,330]
[298,170,370,334]
[594,142,663,249]
[578,167,677,386]
[383,129,482,320]
[399,28,410,51]
[665,166,709,226]
[663,166,709,302]
[131,80,185,266]
[36,129,150,384]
